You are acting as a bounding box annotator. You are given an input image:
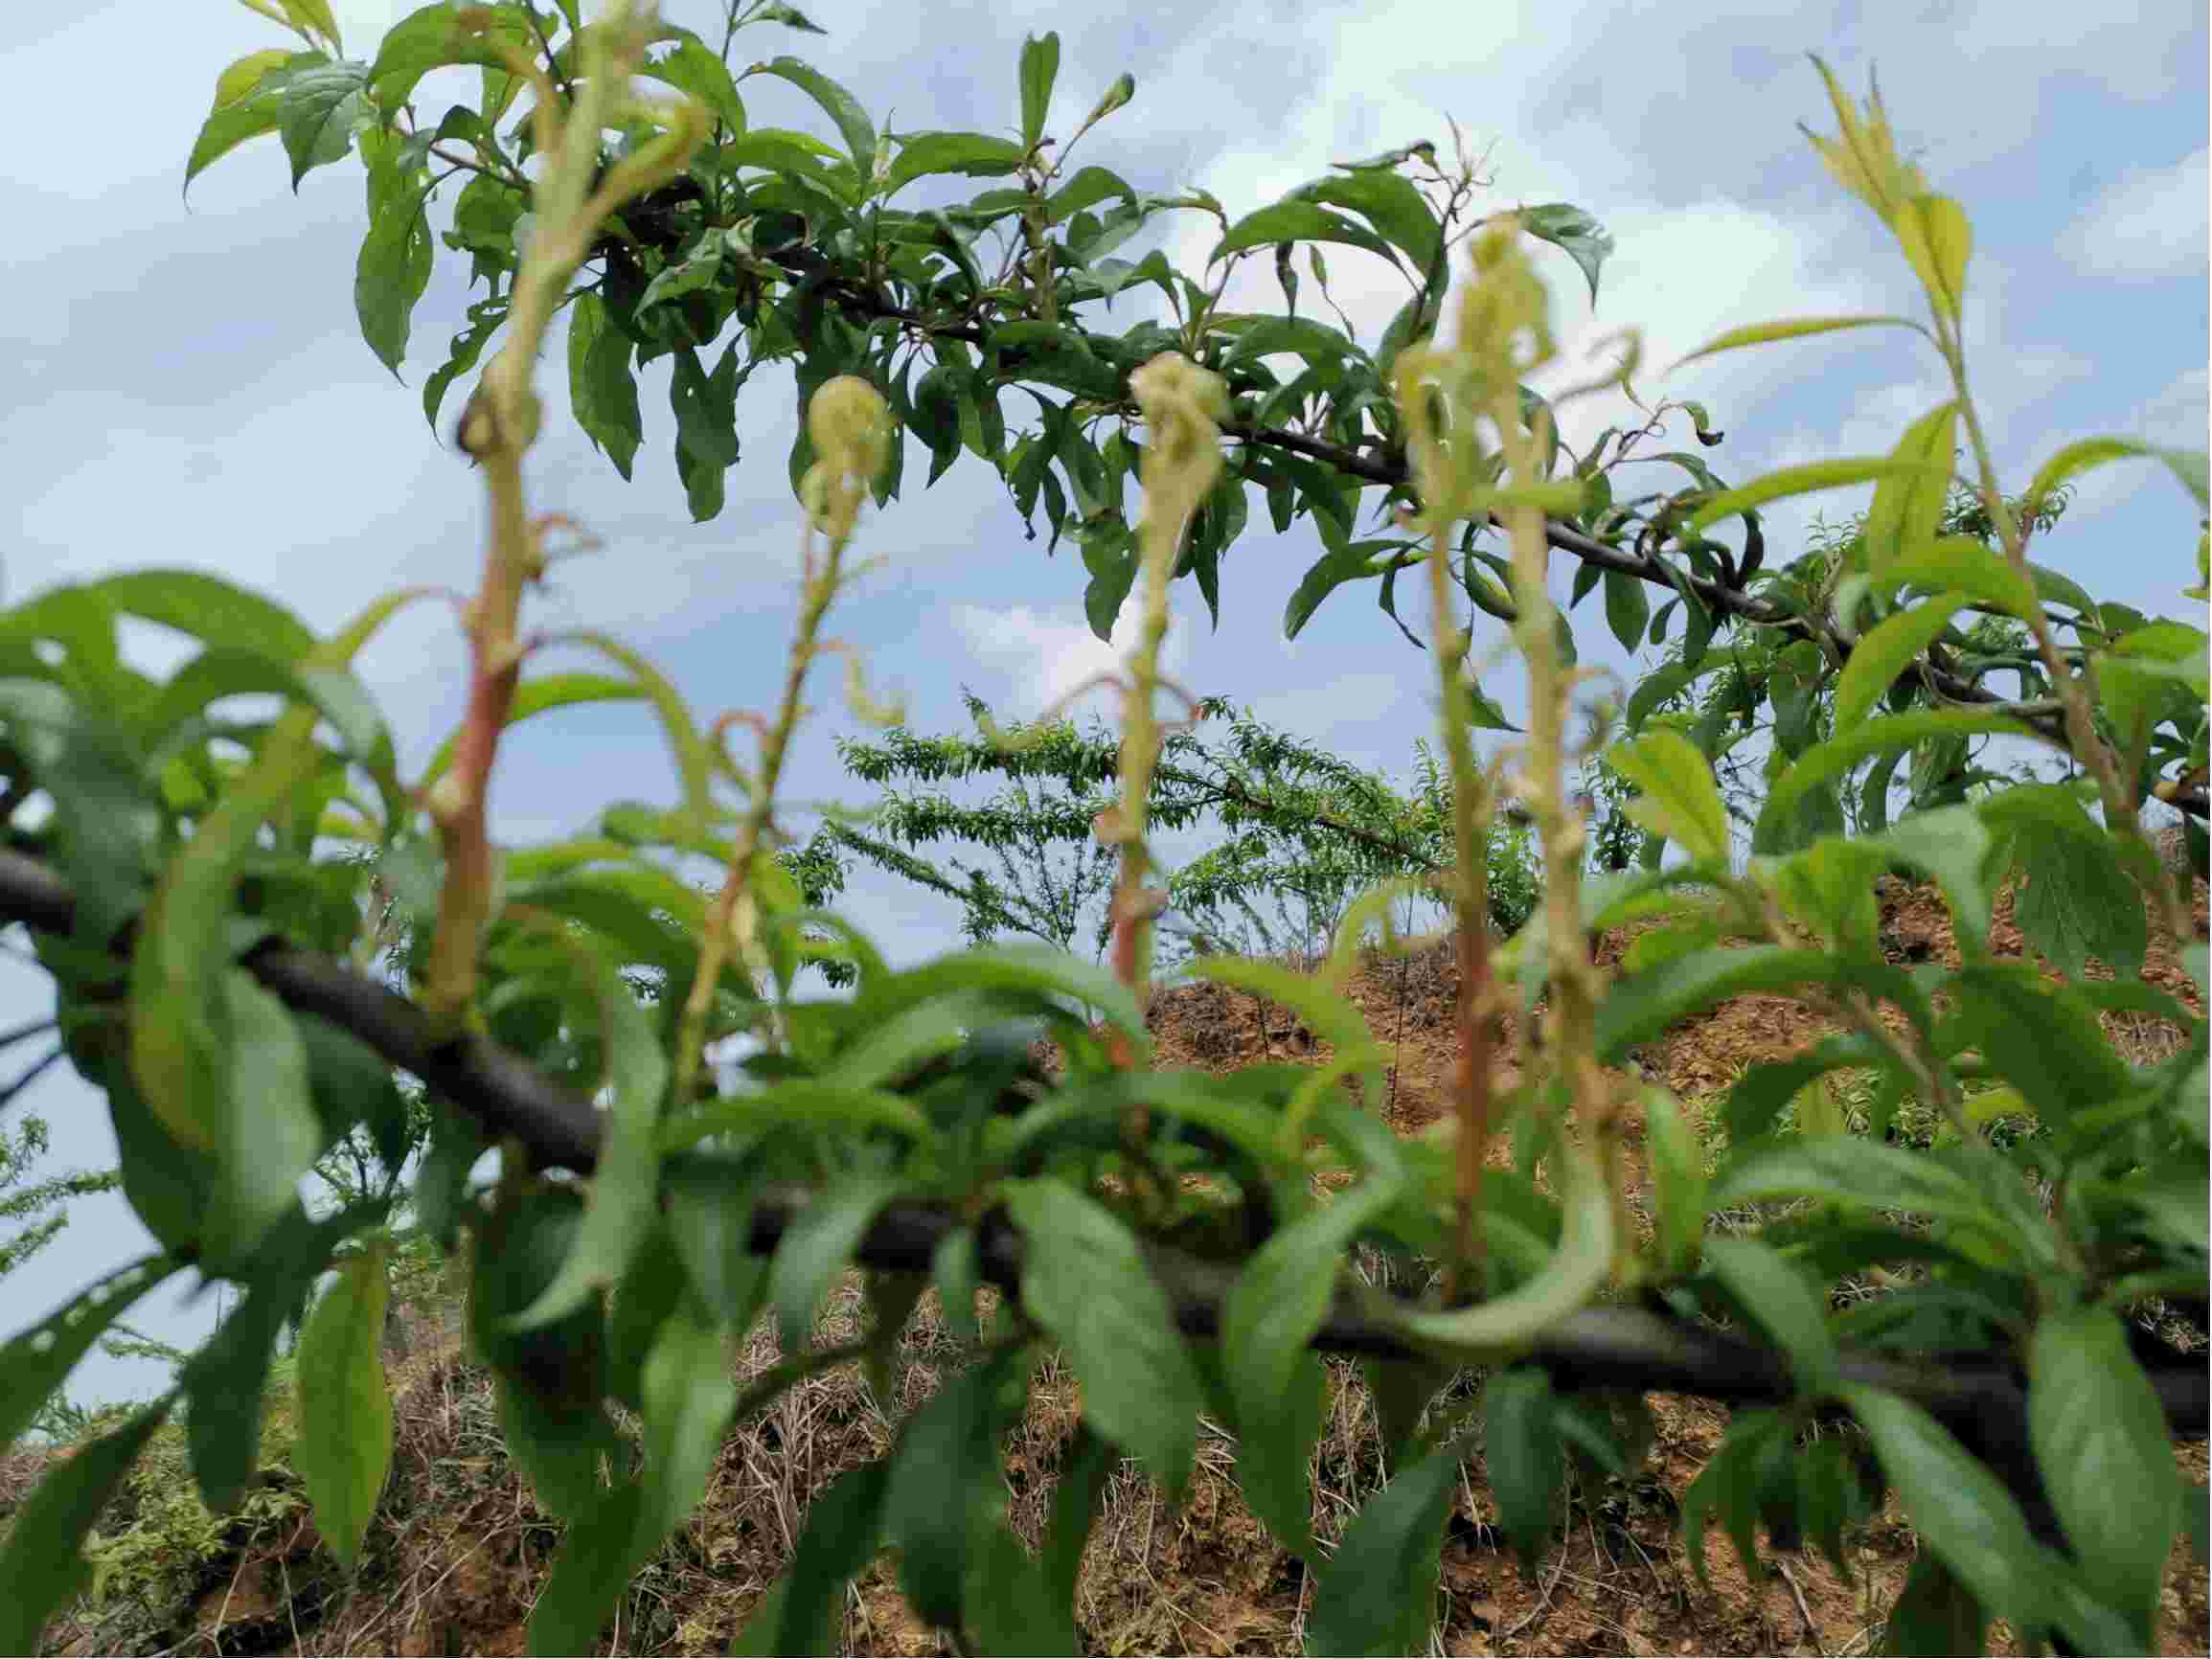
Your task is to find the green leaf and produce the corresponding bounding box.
[1712,1139,1990,1226]
[568,290,644,480]
[634,1299,737,1542]
[469,1189,621,1522]
[2023,435,2211,521]
[1702,1238,1839,1394]
[739,1463,889,1654]
[1483,1368,1562,1563]
[1004,1179,1203,1500]
[0,679,159,943]
[1882,1551,1987,1656]
[0,1397,173,1654]
[1641,1088,1707,1278]
[880,1345,1027,1628]
[1017,32,1060,149]
[1863,403,1958,572]
[966,1521,1079,1656]
[367,2,533,114]
[277,60,367,190]
[1284,535,1394,639]
[1668,313,1921,373]
[201,970,326,1265]
[768,1174,898,1352]
[1683,457,1948,541]
[882,131,1025,198]
[1836,592,1965,731]
[419,671,645,795]
[664,1156,772,1331]
[1211,200,1401,270]
[505,1018,664,1332]
[1514,202,1615,307]
[1041,1422,1116,1617]
[1757,710,2037,853]
[750,56,875,170]
[1948,964,2131,1124]
[2029,1305,2178,1634]
[1839,1384,2053,1639]
[356,176,434,376]
[1597,946,1844,1061]
[671,340,745,520]
[0,1253,178,1452]
[527,1481,650,1657]
[1880,805,1995,955]
[640,34,745,131]
[294,1239,393,1569]
[1288,170,1441,274]
[1884,536,2038,619]
[1988,793,2149,980]
[1223,1170,1401,1548]
[1304,1443,1457,1656]
[1604,728,1729,865]
[186,1202,379,1514]
[424,299,504,434]
[184,50,321,195]
[1603,568,1651,655]
[1075,72,1136,140]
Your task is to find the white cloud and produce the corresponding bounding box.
[2060,148,2211,283]
[948,599,1189,719]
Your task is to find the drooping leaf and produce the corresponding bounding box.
[568,290,644,480]
[737,1463,890,1654]
[185,1201,382,1514]
[185,50,322,194]
[2029,1304,2179,1636]
[507,930,670,1331]
[1603,568,1651,655]
[1304,1443,1458,1656]
[293,1239,394,1569]
[1839,1384,2054,1640]
[1483,1368,1562,1564]
[1702,1238,1840,1394]
[367,2,535,114]
[276,60,368,190]
[1513,202,1615,306]
[1004,1179,1203,1499]
[767,1173,898,1352]
[639,34,746,131]
[749,56,876,170]
[356,175,435,376]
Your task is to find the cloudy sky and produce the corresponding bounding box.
[3,0,2204,1410]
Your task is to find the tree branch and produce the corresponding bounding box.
[736,245,2206,819]
[3,842,2200,1489]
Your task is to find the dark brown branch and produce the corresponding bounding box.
[2,841,2201,1478]
[736,245,2203,818]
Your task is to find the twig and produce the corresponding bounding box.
[1776,1556,1826,1656]
[1500,1539,1571,1641]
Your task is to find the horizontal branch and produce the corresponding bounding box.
[3,841,2200,1509]
[743,244,2205,819]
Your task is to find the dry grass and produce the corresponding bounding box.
[10,878,2207,1656]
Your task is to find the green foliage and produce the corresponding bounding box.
[0,21,2202,1659]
